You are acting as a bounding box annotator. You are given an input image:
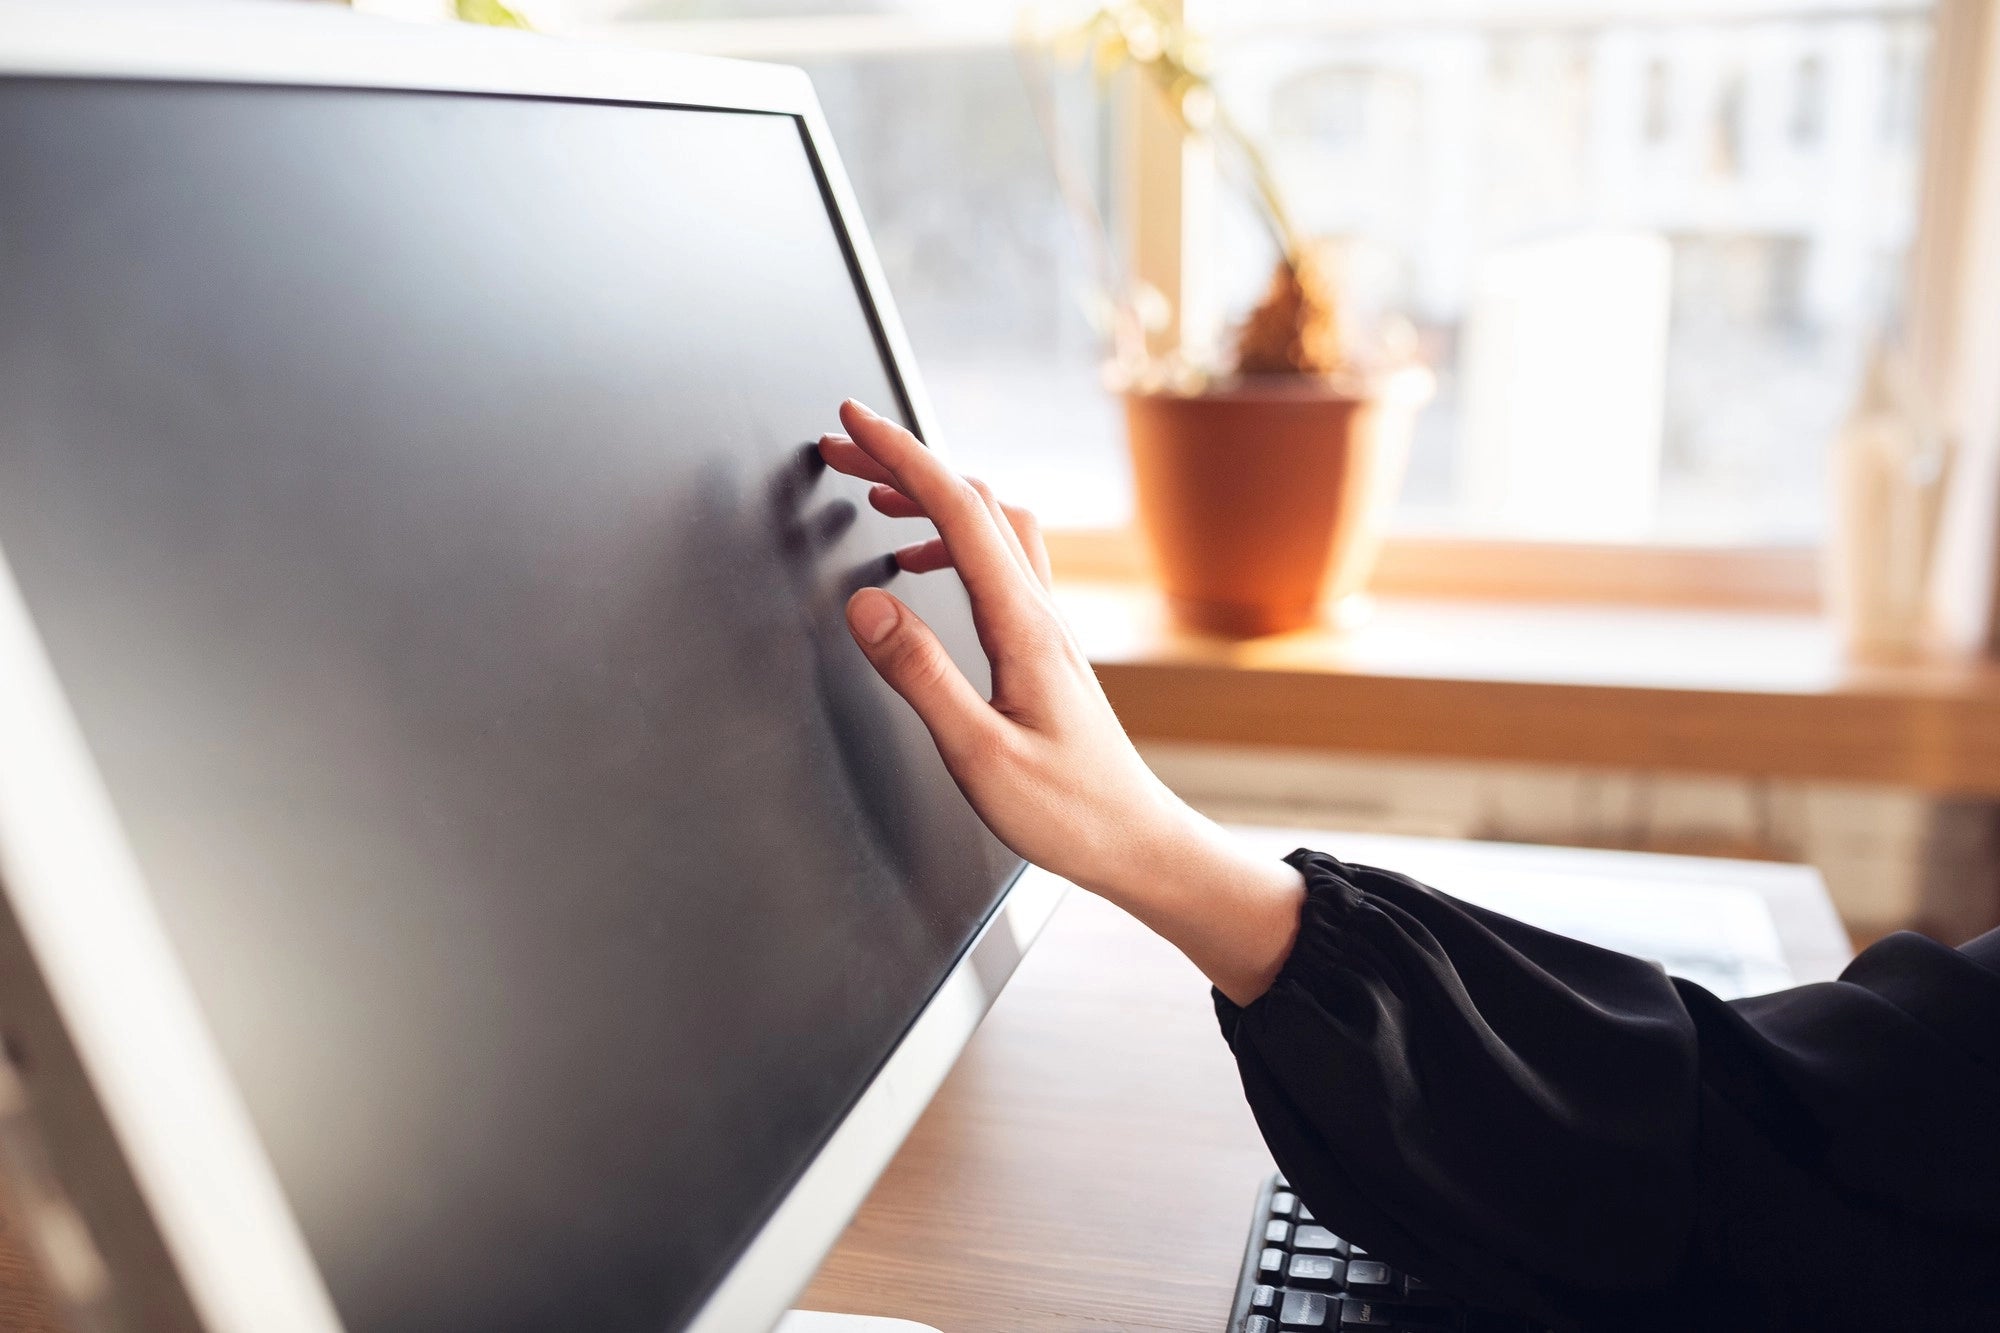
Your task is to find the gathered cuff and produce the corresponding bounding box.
[1214,847,1374,1031]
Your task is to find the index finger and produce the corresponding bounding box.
[835,400,1043,633]
[816,434,896,486]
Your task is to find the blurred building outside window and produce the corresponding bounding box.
[552,0,1936,551]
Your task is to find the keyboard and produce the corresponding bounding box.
[1226,1172,1551,1332]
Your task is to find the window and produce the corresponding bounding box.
[1206,5,1933,543]
[793,44,1123,529]
[561,0,1126,527]
[560,0,1937,548]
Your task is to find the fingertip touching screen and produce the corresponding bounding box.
[0,79,1021,1332]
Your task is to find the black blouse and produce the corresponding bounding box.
[1215,849,2000,1332]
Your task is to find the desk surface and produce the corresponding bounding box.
[799,826,1850,1333]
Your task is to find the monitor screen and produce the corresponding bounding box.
[0,78,1021,1332]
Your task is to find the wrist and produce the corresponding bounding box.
[1077,796,1307,1004]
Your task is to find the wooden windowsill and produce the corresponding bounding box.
[1046,529,1823,611]
[1059,580,2000,795]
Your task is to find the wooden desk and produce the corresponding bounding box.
[1059,582,2000,796]
[800,826,1851,1332]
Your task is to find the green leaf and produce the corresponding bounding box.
[455,0,532,30]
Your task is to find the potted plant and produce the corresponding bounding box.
[1034,3,1432,636]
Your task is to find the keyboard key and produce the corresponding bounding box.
[1287,1253,1347,1287]
[1291,1225,1350,1257]
[1243,1170,1507,1333]
[1337,1297,1401,1327]
[1346,1260,1393,1290]
[1279,1290,1333,1328]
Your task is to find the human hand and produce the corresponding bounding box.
[818,400,1303,1003]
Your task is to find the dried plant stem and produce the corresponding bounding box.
[1038,0,1347,376]
[1211,104,1305,270]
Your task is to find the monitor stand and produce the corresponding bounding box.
[778,1313,941,1333]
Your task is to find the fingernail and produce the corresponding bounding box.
[848,589,899,645]
[819,432,850,446]
[843,398,880,420]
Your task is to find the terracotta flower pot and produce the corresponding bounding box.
[1123,368,1430,637]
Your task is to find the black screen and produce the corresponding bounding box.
[0,79,1021,1331]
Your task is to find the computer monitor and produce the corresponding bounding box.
[0,8,1063,1332]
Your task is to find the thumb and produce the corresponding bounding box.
[846,588,994,756]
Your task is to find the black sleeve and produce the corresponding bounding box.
[1214,849,2000,1333]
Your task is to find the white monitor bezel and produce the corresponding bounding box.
[0,7,1065,1331]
